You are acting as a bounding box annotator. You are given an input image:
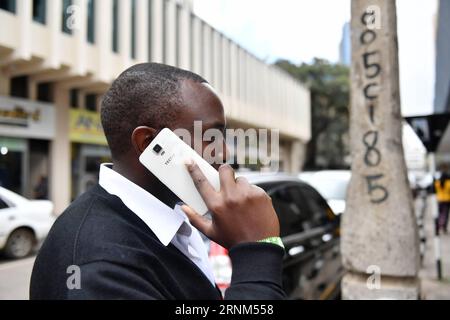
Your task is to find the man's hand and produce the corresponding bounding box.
[181,162,280,249]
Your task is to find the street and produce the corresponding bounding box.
[0,256,35,300]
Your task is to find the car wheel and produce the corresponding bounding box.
[4,229,35,259]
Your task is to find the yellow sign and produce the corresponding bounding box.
[69,109,107,145]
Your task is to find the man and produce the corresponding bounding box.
[30,63,285,300]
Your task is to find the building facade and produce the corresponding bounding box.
[0,0,311,214]
[435,0,450,159]
[435,0,450,114]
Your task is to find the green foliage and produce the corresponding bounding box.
[275,58,350,169]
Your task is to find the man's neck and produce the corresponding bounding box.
[112,161,181,209]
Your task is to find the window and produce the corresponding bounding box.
[0,197,9,210]
[70,88,79,108]
[10,76,29,98]
[0,0,16,14]
[299,186,330,228]
[85,94,97,111]
[131,0,136,59]
[269,185,312,237]
[87,0,95,44]
[112,0,119,53]
[62,0,73,34]
[33,0,46,24]
[37,82,53,102]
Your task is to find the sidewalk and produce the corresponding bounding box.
[419,196,450,300]
[0,256,35,300]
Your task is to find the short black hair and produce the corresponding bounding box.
[101,63,207,159]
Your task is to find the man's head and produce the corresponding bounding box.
[101,63,227,171]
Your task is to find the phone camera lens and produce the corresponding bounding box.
[153,144,162,154]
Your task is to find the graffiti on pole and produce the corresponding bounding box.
[359,6,389,204]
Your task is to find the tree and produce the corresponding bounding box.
[275,58,350,170]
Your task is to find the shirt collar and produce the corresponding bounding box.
[98,163,190,246]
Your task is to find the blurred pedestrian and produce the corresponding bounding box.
[34,175,48,200]
[435,164,450,234]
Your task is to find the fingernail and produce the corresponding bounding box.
[219,164,231,170]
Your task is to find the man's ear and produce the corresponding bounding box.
[131,126,158,155]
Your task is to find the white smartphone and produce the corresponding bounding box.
[139,128,220,215]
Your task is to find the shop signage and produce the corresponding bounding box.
[69,109,107,145]
[0,96,55,140]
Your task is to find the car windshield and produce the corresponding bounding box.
[0,187,28,206]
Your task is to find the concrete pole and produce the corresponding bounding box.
[50,84,71,215]
[341,0,420,299]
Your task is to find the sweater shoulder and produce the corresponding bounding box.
[44,185,162,266]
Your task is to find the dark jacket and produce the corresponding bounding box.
[30,184,286,300]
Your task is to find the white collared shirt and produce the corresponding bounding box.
[98,163,216,286]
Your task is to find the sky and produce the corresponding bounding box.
[193,0,438,117]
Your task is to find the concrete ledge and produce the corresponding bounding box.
[342,272,419,300]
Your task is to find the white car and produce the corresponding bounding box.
[299,171,351,215]
[0,187,55,259]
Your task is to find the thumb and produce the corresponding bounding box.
[181,205,214,238]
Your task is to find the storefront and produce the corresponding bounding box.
[69,109,111,199]
[0,96,55,198]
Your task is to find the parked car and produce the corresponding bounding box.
[205,172,343,300]
[0,187,55,259]
[299,171,351,215]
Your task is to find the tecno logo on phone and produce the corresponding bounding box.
[164,154,175,166]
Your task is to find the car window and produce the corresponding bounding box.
[0,197,9,210]
[299,186,330,228]
[269,185,312,237]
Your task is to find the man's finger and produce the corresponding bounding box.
[186,161,218,206]
[181,205,214,238]
[235,176,250,186]
[219,164,236,193]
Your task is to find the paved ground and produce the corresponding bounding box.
[0,255,35,300]
[419,196,450,300]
